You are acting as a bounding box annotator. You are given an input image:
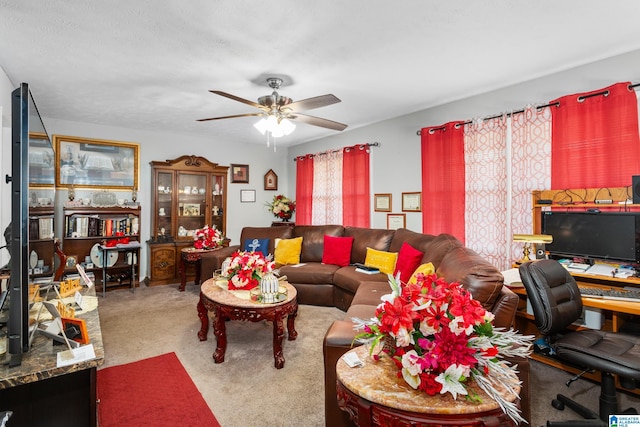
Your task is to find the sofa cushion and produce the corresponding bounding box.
[364,248,397,275]
[240,226,293,257]
[393,242,424,282]
[279,262,340,284]
[345,227,395,264]
[408,262,435,284]
[293,225,345,263]
[421,233,464,268]
[333,266,388,294]
[436,246,504,311]
[388,228,437,253]
[242,238,269,256]
[274,237,303,265]
[350,281,392,306]
[322,235,354,267]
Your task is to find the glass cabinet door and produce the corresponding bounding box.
[211,175,225,232]
[177,172,207,240]
[156,171,173,238]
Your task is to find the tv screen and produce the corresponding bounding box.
[542,211,640,263]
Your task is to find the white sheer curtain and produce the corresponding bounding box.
[462,107,552,270]
[311,150,343,225]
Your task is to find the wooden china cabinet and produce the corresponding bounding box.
[146,155,228,286]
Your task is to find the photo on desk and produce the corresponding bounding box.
[61,317,90,344]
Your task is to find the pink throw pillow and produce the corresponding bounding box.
[393,242,425,283]
[322,235,354,267]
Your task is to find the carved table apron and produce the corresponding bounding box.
[197,278,298,369]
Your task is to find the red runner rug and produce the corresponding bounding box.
[97,352,221,426]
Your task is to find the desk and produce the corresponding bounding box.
[336,346,518,427]
[0,287,104,426]
[100,242,140,298]
[197,278,298,369]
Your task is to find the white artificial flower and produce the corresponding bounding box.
[436,364,468,400]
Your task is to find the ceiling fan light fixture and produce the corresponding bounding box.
[254,115,295,138]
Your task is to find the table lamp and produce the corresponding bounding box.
[513,234,553,262]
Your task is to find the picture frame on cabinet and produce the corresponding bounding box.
[402,192,422,212]
[264,169,278,191]
[374,193,392,212]
[231,164,249,183]
[240,189,256,203]
[54,135,139,189]
[386,213,406,230]
[183,203,201,216]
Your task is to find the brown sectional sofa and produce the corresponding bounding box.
[200,225,530,426]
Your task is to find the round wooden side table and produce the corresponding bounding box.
[178,247,216,291]
[197,278,298,369]
[336,345,520,427]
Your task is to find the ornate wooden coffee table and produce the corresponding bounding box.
[197,278,298,369]
[336,345,519,426]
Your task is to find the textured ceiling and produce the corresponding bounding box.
[2,0,640,147]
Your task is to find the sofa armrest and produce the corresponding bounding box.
[200,245,240,280]
[491,286,519,329]
[323,320,361,427]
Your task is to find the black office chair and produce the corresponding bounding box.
[519,259,640,427]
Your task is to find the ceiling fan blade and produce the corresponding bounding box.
[197,112,263,122]
[290,113,348,131]
[209,90,267,110]
[285,94,341,112]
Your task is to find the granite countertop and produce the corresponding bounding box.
[0,287,105,389]
[337,345,519,415]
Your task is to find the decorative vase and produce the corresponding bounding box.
[260,271,279,303]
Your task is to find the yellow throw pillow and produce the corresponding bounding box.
[274,237,303,265]
[364,247,398,275]
[408,262,436,284]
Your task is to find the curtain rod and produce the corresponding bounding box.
[416,82,640,135]
[293,142,379,161]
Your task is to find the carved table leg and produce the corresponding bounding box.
[178,255,187,291]
[272,314,286,369]
[287,305,298,341]
[194,258,202,286]
[197,293,209,341]
[212,307,227,363]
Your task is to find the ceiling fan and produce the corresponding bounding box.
[197,77,348,132]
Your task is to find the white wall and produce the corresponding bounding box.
[288,49,640,232]
[40,118,291,280]
[0,65,16,268]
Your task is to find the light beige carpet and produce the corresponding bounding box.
[98,283,640,427]
[98,283,344,427]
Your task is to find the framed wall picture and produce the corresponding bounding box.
[264,169,278,191]
[374,193,392,212]
[231,164,249,183]
[402,192,422,212]
[240,189,256,203]
[54,135,139,189]
[387,213,406,230]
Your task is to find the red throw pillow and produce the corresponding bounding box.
[394,242,425,283]
[322,235,354,267]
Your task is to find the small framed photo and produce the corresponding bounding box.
[374,193,392,212]
[264,169,278,191]
[402,192,422,212]
[183,203,201,216]
[240,189,256,203]
[231,164,249,183]
[61,317,90,344]
[386,213,406,230]
[65,255,78,269]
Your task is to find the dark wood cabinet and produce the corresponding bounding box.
[28,206,55,280]
[147,155,228,286]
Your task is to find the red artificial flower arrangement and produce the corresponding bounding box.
[353,273,532,424]
[193,225,224,250]
[222,250,275,291]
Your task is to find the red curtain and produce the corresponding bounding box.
[295,155,314,225]
[551,82,640,188]
[421,122,466,241]
[342,144,370,227]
